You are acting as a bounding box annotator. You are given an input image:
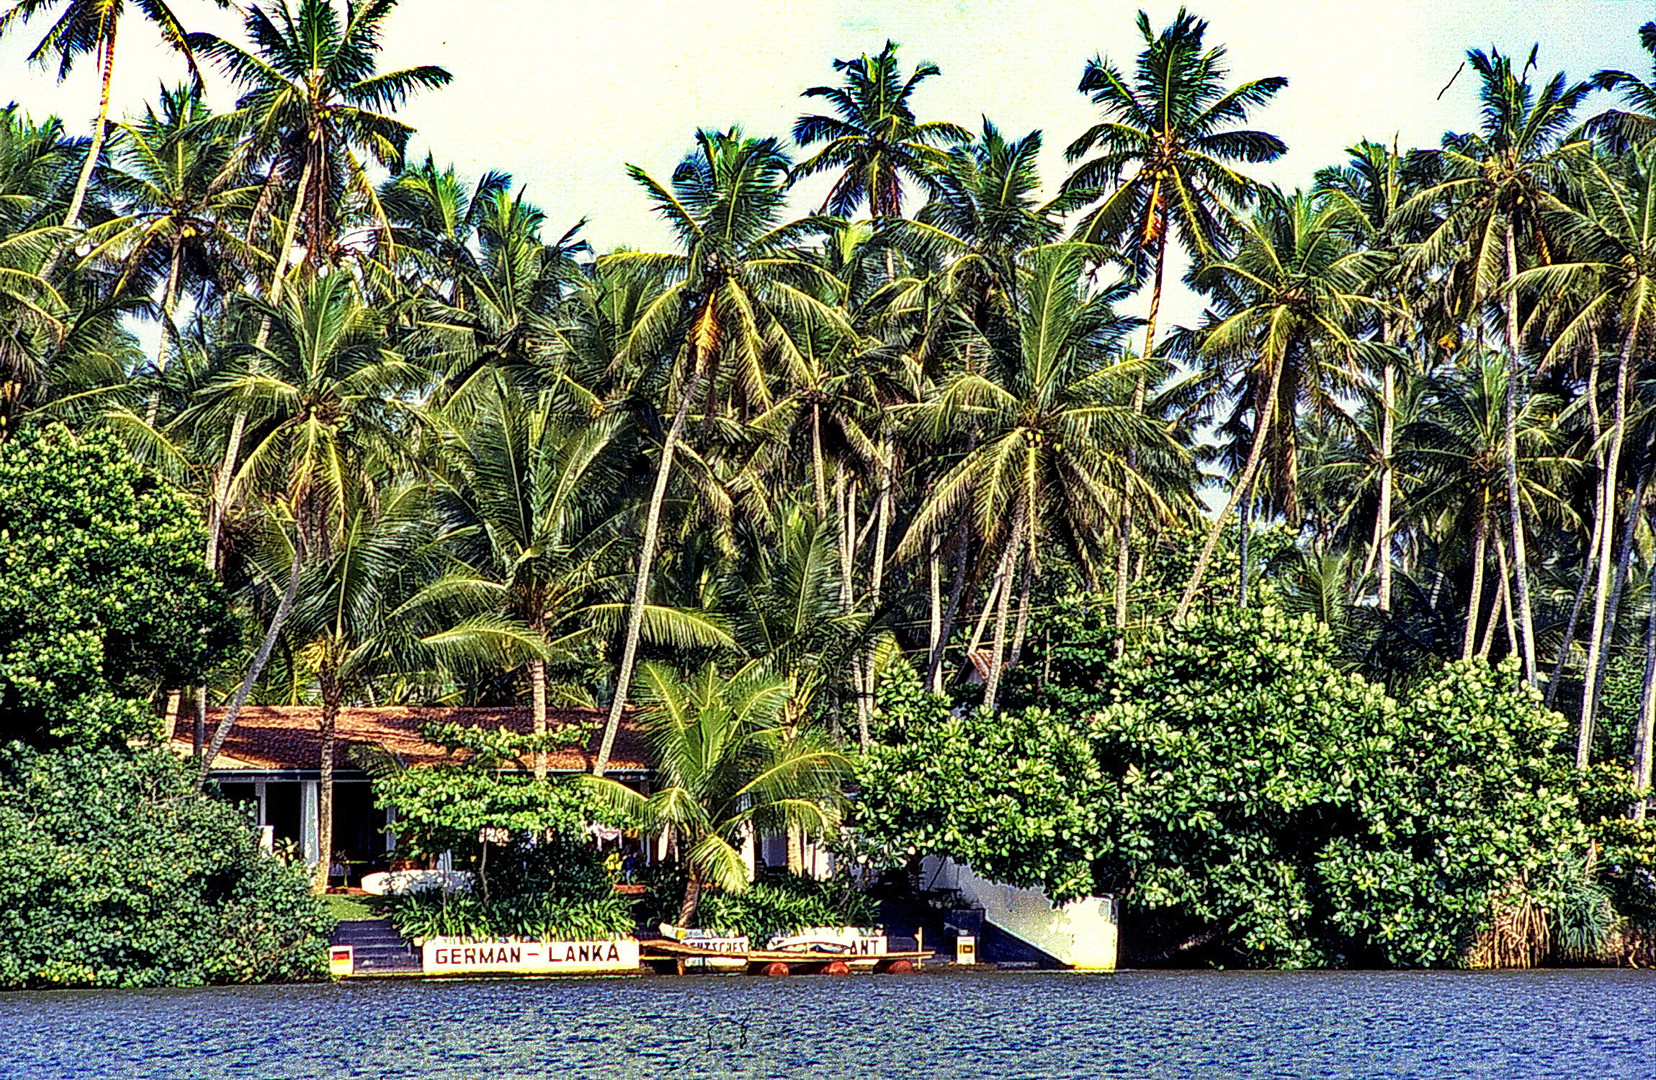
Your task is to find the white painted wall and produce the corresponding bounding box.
[923,857,1118,971]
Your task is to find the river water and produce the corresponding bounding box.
[7,968,1655,1079]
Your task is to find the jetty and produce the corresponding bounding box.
[639,938,932,976]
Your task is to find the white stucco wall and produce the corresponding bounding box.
[924,857,1118,970]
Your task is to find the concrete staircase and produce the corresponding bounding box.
[332,918,421,974]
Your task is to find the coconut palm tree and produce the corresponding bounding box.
[1513,144,1656,763]
[792,40,968,221]
[0,0,208,233]
[1174,190,1389,620]
[1587,21,1656,151]
[185,0,451,267]
[583,661,848,926]
[1063,7,1286,357]
[899,242,1179,708]
[83,83,259,422]
[592,127,853,775]
[1403,352,1576,661]
[1395,46,1593,683]
[196,269,429,780]
[432,372,732,778]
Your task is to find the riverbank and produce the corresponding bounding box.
[10,969,1656,1078]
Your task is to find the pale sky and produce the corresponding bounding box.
[1,0,1650,332]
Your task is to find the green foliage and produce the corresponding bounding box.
[861,606,1592,968]
[695,871,877,943]
[0,425,232,747]
[385,839,631,940]
[0,742,332,989]
[374,765,604,862]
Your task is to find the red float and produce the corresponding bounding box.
[762,961,791,977]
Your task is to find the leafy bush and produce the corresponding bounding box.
[385,837,631,941]
[695,871,877,942]
[860,605,1595,968]
[0,743,333,989]
[0,425,233,748]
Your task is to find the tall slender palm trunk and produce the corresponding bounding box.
[981,503,1026,710]
[312,679,340,893]
[1579,330,1639,767]
[1115,224,1166,639]
[530,655,548,781]
[594,353,705,776]
[1176,358,1286,622]
[1632,561,1656,820]
[145,238,185,426]
[61,28,116,233]
[1376,328,1395,613]
[1502,223,1538,683]
[1549,350,1607,705]
[1462,515,1489,662]
[199,532,305,783]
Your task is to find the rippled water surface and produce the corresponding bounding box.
[8,968,1656,1078]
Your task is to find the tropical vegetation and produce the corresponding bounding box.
[8,0,1656,969]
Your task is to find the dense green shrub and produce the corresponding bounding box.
[695,871,877,942]
[0,743,333,988]
[385,838,631,940]
[0,425,233,748]
[860,605,1596,968]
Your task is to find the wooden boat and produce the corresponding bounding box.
[639,937,931,976]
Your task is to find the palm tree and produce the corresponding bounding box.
[279,480,544,889]
[583,661,848,926]
[1175,190,1388,620]
[0,106,75,430]
[1588,21,1656,150]
[1063,9,1286,637]
[900,242,1177,708]
[432,373,731,778]
[186,0,451,267]
[196,270,429,780]
[83,83,258,422]
[1403,352,1575,662]
[792,40,968,221]
[1513,145,1656,763]
[593,127,852,775]
[1314,140,1425,613]
[1395,46,1593,683]
[0,0,206,232]
[187,0,449,572]
[1063,7,1286,358]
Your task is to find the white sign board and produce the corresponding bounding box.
[422,937,640,975]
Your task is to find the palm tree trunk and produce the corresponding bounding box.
[144,236,185,426]
[1632,566,1656,820]
[928,532,942,677]
[1008,540,1035,669]
[1483,534,1514,661]
[1176,357,1286,622]
[859,447,892,748]
[811,402,828,521]
[60,29,117,233]
[1462,515,1489,661]
[1377,333,1396,613]
[530,656,547,781]
[786,824,803,875]
[1238,489,1252,608]
[205,156,314,572]
[1550,350,1608,705]
[927,520,969,694]
[1116,225,1165,643]
[594,357,704,776]
[312,683,339,893]
[1580,331,1639,768]
[678,871,702,927]
[1502,222,1538,682]
[1547,549,1596,707]
[199,537,305,784]
[981,503,1026,711]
